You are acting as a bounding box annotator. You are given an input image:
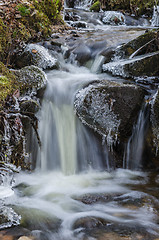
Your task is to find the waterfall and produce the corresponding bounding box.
[37,64,110,175]
[123,104,149,170]
[151,5,159,27]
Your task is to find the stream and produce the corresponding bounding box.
[1,3,159,240]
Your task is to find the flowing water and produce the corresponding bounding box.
[1,5,159,240]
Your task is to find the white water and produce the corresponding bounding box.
[123,105,148,169]
[151,5,159,27]
[37,63,110,174]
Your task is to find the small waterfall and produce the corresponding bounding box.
[37,63,110,174]
[123,104,149,170]
[151,5,159,27]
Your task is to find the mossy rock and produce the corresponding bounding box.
[103,51,159,78]
[90,1,101,12]
[117,30,157,58]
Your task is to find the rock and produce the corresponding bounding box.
[102,11,125,25]
[74,81,144,148]
[13,65,47,93]
[103,51,159,78]
[90,1,100,12]
[117,31,157,59]
[14,44,58,70]
[150,90,159,163]
[72,43,91,65]
[20,99,40,114]
[68,21,87,28]
[66,0,74,8]
[73,216,106,230]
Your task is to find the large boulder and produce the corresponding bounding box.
[74,80,145,148]
[14,44,58,70]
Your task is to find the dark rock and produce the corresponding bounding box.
[66,0,74,8]
[73,217,106,230]
[150,90,159,164]
[74,81,145,148]
[101,47,115,63]
[14,44,58,70]
[20,99,40,114]
[117,30,157,59]
[103,51,159,78]
[72,43,91,65]
[69,21,87,28]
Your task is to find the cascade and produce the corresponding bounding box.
[123,104,149,170]
[151,5,159,26]
[37,62,110,174]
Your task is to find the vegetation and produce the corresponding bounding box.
[0,0,64,106]
[90,1,101,12]
[99,0,153,16]
[0,0,64,65]
[0,62,17,107]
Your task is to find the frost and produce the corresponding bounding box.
[102,11,125,25]
[25,44,58,70]
[75,84,121,149]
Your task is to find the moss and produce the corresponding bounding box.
[100,0,153,16]
[119,30,157,58]
[0,0,64,64]
[0,62,17,107]
[90,1,101,12]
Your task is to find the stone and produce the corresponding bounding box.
[13,65,47,93]
[14,44,58,70]
[102,11,125,25]
[74,80,144,148]
[103,51,159,78]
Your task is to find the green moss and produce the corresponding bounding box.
[0,62,17,107]
[0,0,64,64]
[100,0,153,16]
[90,1,101,12]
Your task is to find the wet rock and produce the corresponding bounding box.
[74,81,144,148]
[13,65,47,93]
[103,51,159,78]
[14,44,58,70]
[73,217,106,230]
[64,11,81,21]
[72,43,91,65]
[20,99,40,114]
[68,21,87,28]
[117,31,158,59]
[66,0,74,8]
[150,90,159,164]
[102,11,125,25]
